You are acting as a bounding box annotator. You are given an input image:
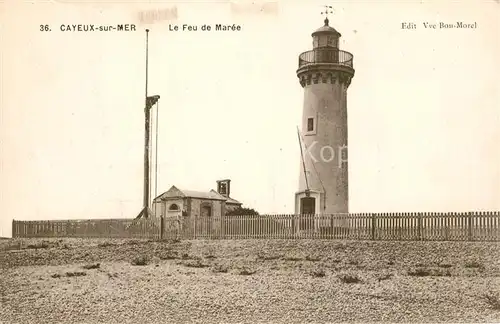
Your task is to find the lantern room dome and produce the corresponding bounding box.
[312,17,341,37]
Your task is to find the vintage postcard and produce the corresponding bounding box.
[0,0,499,323]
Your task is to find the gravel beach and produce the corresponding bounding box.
[1,238,500,323]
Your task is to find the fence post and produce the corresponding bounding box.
[193,216,197,240]
[220,214,223,239]
[12,220,15,238]
[417,213,422,241]
[468,211,473,241]
[371,213,376,240]
[160,216,164,240]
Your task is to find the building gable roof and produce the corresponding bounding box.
[154,186,243,205]
[225,197,242,205]
[154,186,227,202]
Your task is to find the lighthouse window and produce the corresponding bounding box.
[327,36,338,48]
[307,118,314,132]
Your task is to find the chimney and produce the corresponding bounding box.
[216,179,231,198]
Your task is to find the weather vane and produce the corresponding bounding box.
[321,5,334,18]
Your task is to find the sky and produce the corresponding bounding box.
[0,0,499,237]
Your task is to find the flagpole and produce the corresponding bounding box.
[143,28,151,218]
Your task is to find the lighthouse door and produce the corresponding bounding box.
[300,197,315,215]
[300,197,315,231]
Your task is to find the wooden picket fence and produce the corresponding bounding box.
[11,211,500,241]
[11,218,159,240]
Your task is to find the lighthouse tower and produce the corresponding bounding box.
[295,16,355,216]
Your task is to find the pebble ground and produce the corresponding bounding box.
[1,238,499,323]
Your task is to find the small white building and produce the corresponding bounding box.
[152,179,242,218]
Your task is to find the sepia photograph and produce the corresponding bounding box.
[0,1,499,323]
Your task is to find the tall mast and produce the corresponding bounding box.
[143,29,151,216]
[134,29,160,220]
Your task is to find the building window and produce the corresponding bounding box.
[200,203,212,217]
[219,182,227,195]
[307,118,314,132]
[169,204,179,211]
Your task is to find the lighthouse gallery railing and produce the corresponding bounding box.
[298,48,354,69]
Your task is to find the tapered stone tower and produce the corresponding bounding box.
[295,17,355,216]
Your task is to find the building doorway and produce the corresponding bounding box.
[300,197,315,230]
[198,203,213,237]
[300,197,316,215]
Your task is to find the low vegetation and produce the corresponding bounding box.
[305,255,321,262]
[97,242,115,248]
[225,206,259,216]
[82,263,100,270]
[377,273,393,282]
[283,256,303,261]
[407,267,452,277]
[238,267,256,276]
[465,261,484,269]
[339,273,362,284]
[65,271,86,277]
[181,259,209,268]
[159,252,178,260]
[407,268,432,277]
[484,293,500,310]
[311,268,326,278]
[211,264,229,273]
[107,272,118,279]
[27,241,50,249]
[131,255,148,266]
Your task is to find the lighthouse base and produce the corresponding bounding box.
[294,190,349,233]
[293,190,322,233]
